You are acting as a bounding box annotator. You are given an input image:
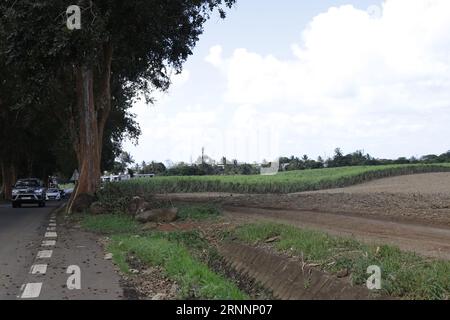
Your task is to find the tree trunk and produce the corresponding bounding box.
[0,161,16,201]
[67,43,113,213]
[67,66,101,212]
[77,66,102,194]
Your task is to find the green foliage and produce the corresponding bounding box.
[59,183,75,190]
[233,223,450,300]
[98,163,450,196]
[137,161,167,175]
[0,0,235,187]
[109,234,247,300]
[81,214,138,234]
[178,204,222,221]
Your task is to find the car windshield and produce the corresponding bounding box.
[15,180,40,188]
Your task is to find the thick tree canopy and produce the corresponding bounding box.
[0,0,235,204]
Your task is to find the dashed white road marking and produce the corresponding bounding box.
[30,264,48,275]
[45,232,57,238]
[37,250,53,259]
[42,240,56,247]
[19,215,60,300]
[20,283,42,299]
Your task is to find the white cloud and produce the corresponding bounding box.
[171,69,191,87]
[127,1,450,164]
[205,45,224,68]
[208,0,450,114]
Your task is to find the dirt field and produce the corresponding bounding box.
[310,172,450,194]
[155,173,450,260]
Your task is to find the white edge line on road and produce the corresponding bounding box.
[19,208,63,299]
[41,240,56,246]
[20,283,42,299]
[37,250,53,259]
[30,264,48,275]
[44,232,57,238]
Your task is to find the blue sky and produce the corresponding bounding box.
[199,0,381,57]
[124,0,450,165]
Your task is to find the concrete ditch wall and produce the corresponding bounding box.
[219,243,375,300]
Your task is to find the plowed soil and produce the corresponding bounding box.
[155,173,450,260]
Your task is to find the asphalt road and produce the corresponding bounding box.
[0,201,52,299]
[0,201,123,300]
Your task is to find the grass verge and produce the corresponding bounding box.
[109,233,247,300]
[78,206,246,300]
[232,223,450,300]
[81,204,222,234]
[178,204,222,221]
[81,214,139,234]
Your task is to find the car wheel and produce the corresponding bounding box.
[12,202,18,208]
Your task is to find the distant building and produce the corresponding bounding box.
[101,173,155,183]
[134,173,156,179]
[101,174,131,183]
[260,161,280,176]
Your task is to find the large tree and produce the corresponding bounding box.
[1,0,235,208]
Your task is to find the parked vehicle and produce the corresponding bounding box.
[46,188,61,201]
[11,178,46,208]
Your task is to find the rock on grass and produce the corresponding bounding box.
[136,208,178,223]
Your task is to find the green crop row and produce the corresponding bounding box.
[98,163,450,200]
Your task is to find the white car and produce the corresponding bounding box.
[46,188,61,201]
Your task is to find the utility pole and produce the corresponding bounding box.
[201,147,205,164]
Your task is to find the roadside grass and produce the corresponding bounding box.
[232,223,450,300]
[178,204,222,221]
[59,183,75,190]
[78,206,247,300]
[81,214,138,234]
[80,204,222,235]
[99,163,450,196]
[109,233,247,300]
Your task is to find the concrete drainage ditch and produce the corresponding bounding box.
[218,243,378,300]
